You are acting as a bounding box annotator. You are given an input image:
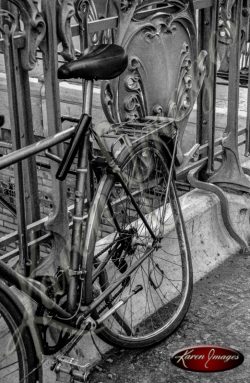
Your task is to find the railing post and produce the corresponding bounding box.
[209,0,250,192]
[196,0,219,178]
[1,0,45,275]
[40,0,70,274]
[3,26,29,275]
[245,0,250,156]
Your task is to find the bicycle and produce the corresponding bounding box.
[0,42,192,382]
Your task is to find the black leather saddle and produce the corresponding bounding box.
[58,44,128,81]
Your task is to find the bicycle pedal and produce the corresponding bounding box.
[54,355,91,382]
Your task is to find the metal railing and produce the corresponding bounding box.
[0,0,249,271]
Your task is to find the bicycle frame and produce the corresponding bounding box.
[0,78,169,329]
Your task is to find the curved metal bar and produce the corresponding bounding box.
[57,0,76,60]
[188,164,249,252]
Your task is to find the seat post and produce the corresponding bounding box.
[55,79,93,182]
[83,80,94,116]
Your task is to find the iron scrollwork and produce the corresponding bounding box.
[102,0,194,123]
[210,0,250,192]
[217,0,236,73]
[0,0,46,70]
[168,42,193,121]
[123,56,147,120]
[219,0,236,22]
[101,0,207,165]
[217,0,250,79]
[56,0,99,61]
[106,0,139,44]
[74,0,99,46]
[168,43,207,163]
[57,0,76,61]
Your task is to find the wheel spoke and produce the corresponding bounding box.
[89,141,192,348]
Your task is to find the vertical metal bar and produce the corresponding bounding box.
[68,132,90,311]
[209,0,250,191]
[41,0,70,273]
[224,2,242,138]
[75,0,90,112]
[14,49,41,275]
[196,0,219,177]
[68,80,93,311]
[83,80,94,115]
[245,0,250,156]
[76,2,93,211]
[3,26,29,275]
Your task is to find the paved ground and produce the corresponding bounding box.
[88,252,250,383]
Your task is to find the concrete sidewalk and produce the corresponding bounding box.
[89,251,250,383]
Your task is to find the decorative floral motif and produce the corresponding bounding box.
[152,104,164,117]
[143,21,175,42]
[168,43,207,122]
[124,95,142,120]
[124,56,147,120]
[101,0,200,129]
[174,43,193,120]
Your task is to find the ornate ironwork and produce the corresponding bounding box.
[0,0,47,273]
[217,0,250,82]
[123,56,147,120]
[219,0,236,21]
[101,0,206,165]
[0,0,46,70]
[55,0,99,60]
[168,43,193,120]
[57,0,76,61]
[210,0,250,192]
[74,0,99,47]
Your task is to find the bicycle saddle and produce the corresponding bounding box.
[58,44,128,81]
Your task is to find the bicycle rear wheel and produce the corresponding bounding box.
[85,139,192,348]
[0,288,38,382]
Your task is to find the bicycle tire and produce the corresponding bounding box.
[0,289,38,382]
[84,139,192,348]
